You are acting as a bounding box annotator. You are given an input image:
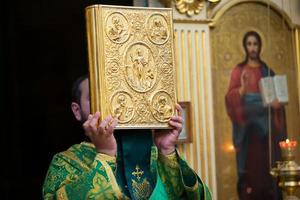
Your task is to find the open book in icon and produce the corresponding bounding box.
[259,75,289,107]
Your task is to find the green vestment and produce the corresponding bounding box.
[43,132,212,200]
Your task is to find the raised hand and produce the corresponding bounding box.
[83,111,118,156]
[153,103,183,155]
[239,70,249,95]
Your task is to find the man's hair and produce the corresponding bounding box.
[242,31,262,56]
[71,74,88,104]
[238,31,264,67]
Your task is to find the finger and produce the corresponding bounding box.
[242,70,247,77]
[94,111,101,118]
[175,103,183,117]
[83,114,93,134]
[241,71,247,83]
[99,115,113,133]
[243,73,248,81]
[89,113,100,133]
[106,119,118,135]
[110,118,118,128]
[170,116,183,123]
[169,120,183,130]
[83,114,93,126]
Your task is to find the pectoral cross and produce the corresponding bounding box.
[132,165,144,180]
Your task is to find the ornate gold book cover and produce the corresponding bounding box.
[85,5,177,129]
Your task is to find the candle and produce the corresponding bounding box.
[279,139,297,161]
[279,139,297,149]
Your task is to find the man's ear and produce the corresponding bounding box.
[71,102,82,121]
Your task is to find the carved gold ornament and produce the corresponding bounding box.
[160,0,220,17]
[86,5,177,129]
[106,12,130,43]
[175,0,205,16]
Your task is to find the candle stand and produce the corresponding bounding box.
[271,140,300,200]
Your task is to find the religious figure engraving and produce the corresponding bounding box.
[111,92,134,123]
[225,31,287,200]
[106,13,129,43]
[106,60,120,75]
[161,63,173,74]
[131,48,148,84]
[147,14,169,44]
[152,92,173,122]
[125,43,156,92]
[87,5,177,128]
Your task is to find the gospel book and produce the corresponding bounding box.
[259,75,289,106]
[85,5,177,129]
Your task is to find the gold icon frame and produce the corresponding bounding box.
[85,5,178,129]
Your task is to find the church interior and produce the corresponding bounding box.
[1,0,300,199]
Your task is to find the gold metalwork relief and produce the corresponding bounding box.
[125,43,156,92]
[152,91,174,122]
[86,5,177,129]
[175,0,205,16]
[160,0,220,17]
[106,12,130,43]
[147,14,169,44]
[111,92,134,123]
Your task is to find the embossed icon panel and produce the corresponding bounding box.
[125,42,157,93]
[86,5,177,129]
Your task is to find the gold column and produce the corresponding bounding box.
[187,30,197,171]
[174,22,217,197]
[202,30,213,186]
[195,30,205,178]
